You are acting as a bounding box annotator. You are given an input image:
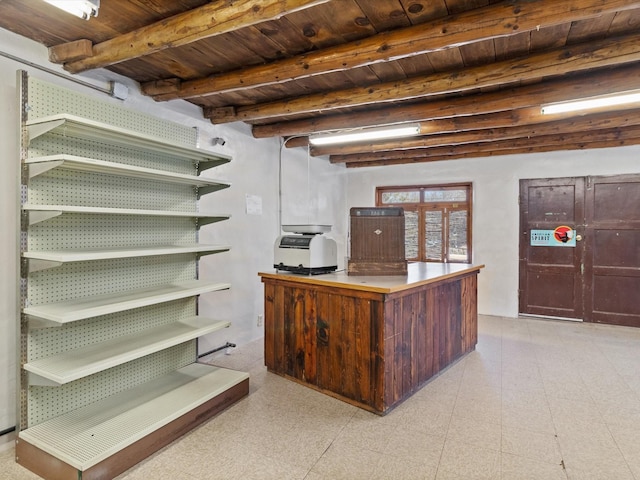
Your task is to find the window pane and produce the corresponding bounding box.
[381,191,420,204]
[404,210,418,259]
[424,210,443,261]
[448,210,468,262]
[423,188,467,202]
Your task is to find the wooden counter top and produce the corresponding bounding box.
[259,262,484,294]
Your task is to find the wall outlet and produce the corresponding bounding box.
[257,314,263,327]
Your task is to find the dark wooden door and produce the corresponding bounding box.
[519,178,585,319]
[520,175,640,327]
[584,175,640,326]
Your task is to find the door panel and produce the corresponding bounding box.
[585,175,640,326]
[519,178,584,319]
[520,174,640,327]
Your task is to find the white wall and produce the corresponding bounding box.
[0,28,346,446]
[347,148,640,318]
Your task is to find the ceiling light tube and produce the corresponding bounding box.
[541,90,640,115]
[42,0,100,20]
[309,123,421,146]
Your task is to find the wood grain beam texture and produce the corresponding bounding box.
[253,64,640,138]
[314,108,640,156]
[48,0,330,72]
[144,0,640,101]
[329,117,640,167]
[206,33,640,123]
[336,129,640,168]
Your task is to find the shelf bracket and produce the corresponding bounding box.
[27,372,61,387]
[24,258,63,273]
[197,183,230,197]
[27,119,65,143]
[25,315,63,329]
[27,160,64,179]
[198,158,230,172]
[198,216,230,227]
[25,210,63,225]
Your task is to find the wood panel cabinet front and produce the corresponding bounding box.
[261,268,479,414]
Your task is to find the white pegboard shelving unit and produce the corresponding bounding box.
[26,155,230,194]
[19,363,243,472]
[26,113,231,168]
[24,317,231,385]
[23,279,230,325]
[23,204,230,226]
[23,244,231,273]
[16,72,249,480]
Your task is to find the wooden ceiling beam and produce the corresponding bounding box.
[333,125,640,167]
[285,107,540,148]
[310,108,640,156]
[207,33,640,123]
[146,0,640,101]
[253,64,640,138]
[49,0,330,73]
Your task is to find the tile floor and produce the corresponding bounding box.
[2,315,640,480]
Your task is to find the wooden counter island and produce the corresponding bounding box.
[259,262,483,414]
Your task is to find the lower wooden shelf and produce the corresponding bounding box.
[17,363,249,479]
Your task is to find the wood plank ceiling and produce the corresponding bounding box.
[1,0,639,167]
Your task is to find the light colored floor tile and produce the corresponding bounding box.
[403,387,458,417]
[501,426,562,464]
[229,450,310,480]
[502,385,548,409]
[565,462,635,480]
[502,367,546,393]
[395,409,452,440]
[6,315,640,480]
[383,428,446,467]
[541,378,592,402]
[435,439,500,480]
[334,416,397,453]
[446,414,501,451]
[456,381,501,404]
[501,453,567,480]
[265,428,336,470]
[557,428,631,480]
[502,403,556,435]
[452,393,501,425]
[371,454,438,480]
[607,423,640,479]
[308,443,381,480]
[548,396,606,430]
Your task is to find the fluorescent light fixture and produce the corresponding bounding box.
[309,123,421,146]
[43,0,100,19]
[541,90,640,115]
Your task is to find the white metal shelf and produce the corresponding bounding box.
[22,204,230,226]
[26,114,231,169]
[23,244,230,272]
[18,363,249,471]
[23,280,230,325]
[25,317,231,385]
[26,155,230,195]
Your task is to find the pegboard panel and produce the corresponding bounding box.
[27,299,196,361]
[28,77,196,149]
[29,134,196,176]
[27,215,196,251]
[28,169,196,211]
[20,73,229,431]
[28,343,196,425]
[27,255,197,307]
